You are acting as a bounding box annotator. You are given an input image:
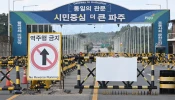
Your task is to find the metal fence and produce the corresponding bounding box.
[113,26,153,54]
[0,35,12,56]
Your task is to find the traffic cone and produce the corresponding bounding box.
[22,67,28,84]
[6,68,11,86]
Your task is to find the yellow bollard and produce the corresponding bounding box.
[30,80,38,89]
[44,80,51,90]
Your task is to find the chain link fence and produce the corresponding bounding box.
[0,35,13,56]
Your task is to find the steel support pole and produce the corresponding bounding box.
[8,0,10,37]
[132,28,133,53]
[129,28,131,53]
[144,26,146,53]
[137,27,139,53]
[127,30,129,53]
[69,35,71,54]
[148,26,150,53]
[135,27,137,53]
[140,27,142,54]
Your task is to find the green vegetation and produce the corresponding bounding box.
[107,45,113,52]
[0,13,8,35]
[84,42,93,53]
[77,32,115,44]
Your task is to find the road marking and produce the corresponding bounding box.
[6,95,19,100]
[147,73,151,76]
[92,81,98,100]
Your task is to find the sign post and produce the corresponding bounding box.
[27,33,62,80]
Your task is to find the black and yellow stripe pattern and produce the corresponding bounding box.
[0,65,21,91]
[75,56,157,91]
[75,85,157,89]
[16,66,20,88]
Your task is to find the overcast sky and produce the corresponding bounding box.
[0,0,174,34]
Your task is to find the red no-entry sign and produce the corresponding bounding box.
[28,33,62,81]
[31,43,58,70]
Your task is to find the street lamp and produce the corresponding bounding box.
[0,22,6,35]
[8,0,10,37]
[146,4,161,9]
[23,5,38,11]
[8,0,23,37]
[13,0,23,11]
[0,23,6,26]
[166,0,168,9]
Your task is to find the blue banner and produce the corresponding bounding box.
[10,0,170,56]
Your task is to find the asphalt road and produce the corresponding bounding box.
[13,62,95,100]
[98,63,175,100]
[0,62,175,100]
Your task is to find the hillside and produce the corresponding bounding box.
[78,32,116,44]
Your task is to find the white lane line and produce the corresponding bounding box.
[147,73,159,80]
[147,73,151,76]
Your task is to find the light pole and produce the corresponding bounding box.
[0,23,6,35]
[8,0,23,37]
[23,5,38,11]
[13,0,23,11]
[166,0,168,9]
[8,0,10,37]
[146,4,161,9]
[0,23,6,26]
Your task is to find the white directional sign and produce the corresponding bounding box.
[27,33,62,80]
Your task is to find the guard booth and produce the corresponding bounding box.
[155,46,166,53]
[167,19,175,54]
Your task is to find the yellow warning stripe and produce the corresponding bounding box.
[6,95,19,100]
[92,81,98,100]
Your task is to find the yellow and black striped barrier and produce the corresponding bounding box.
[1,53,175,68]
[76,52,175,70]
[0,65,22,92]
[1,53,175,94]
[102,90,157,95]
[62,55,77,75]
[159,70,175,94]
[74,85,157,89]
[74,56,157,94]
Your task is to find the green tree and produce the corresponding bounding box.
[84,42,93,53]
[107,45,113,52]
[0,13,8,35]
[77,33,86,38]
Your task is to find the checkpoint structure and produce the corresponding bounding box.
[10,0,170,56]
[27,33,62,80]
[2,1,175,100]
